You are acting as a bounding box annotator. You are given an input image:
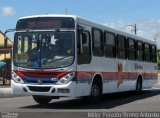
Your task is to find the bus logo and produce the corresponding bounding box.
[37,80,42,85]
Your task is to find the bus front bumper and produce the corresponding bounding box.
[11,80,76,97]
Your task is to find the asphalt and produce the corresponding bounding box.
[0,78,160,118]
[0,88,160,118]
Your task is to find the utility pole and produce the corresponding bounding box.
[134,24,137,35]
[65,8,68,14]
[127,24,137,35]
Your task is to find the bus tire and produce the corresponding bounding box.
[135,78,142,94]
[32,95,52,104]
[83,79,102,103]
[90,80,102,102]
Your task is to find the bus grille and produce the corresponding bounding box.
[28,86,51,92]
[25,80,57,84]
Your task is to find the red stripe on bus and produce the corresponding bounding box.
[14,70,69,79]
[13,70,157,80]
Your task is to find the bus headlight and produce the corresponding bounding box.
[12,71,24,84]
[57,72,75,85]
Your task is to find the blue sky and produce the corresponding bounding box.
[1,0,160,46]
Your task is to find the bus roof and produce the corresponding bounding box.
[19,14,156,45]
[19,14,78,20]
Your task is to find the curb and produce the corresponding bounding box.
[0,88,11,98]
[0,88,24,98]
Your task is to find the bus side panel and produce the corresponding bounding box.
[143,62,157,88]
[75,65,92,97]
[102,58,117,93]
[124,60,137,91]
[11,80,23,95]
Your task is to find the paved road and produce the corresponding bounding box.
[0,88,160,118]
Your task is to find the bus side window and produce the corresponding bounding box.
[92,28,103,57]
[151,45,157,63]
[77,30,91,64]
[144,43,150,62]
[104,32,116,58]
[116,35,126,59]
[137,41,144,61]
[128,38,136,60]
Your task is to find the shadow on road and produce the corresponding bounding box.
[21,89,160,110]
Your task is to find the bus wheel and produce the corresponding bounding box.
[32,95,52,104]
[88,80,102,102]
[136,79,142,94]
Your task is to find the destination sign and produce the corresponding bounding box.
[16,17,75,30]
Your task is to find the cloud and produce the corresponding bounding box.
[104,19,160,48]
[0,6,16,16]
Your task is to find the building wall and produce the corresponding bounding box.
[0,34,5,47]
[0,31,13,61]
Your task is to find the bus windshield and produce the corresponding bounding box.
[13,31,75,69]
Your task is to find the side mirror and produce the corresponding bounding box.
[77,25,84,34]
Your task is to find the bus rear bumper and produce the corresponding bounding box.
[11,80,76,97]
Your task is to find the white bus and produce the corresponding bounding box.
[11,14,158,104]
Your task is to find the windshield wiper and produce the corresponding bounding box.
[54,56,69,61]
[47,56,70,65]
